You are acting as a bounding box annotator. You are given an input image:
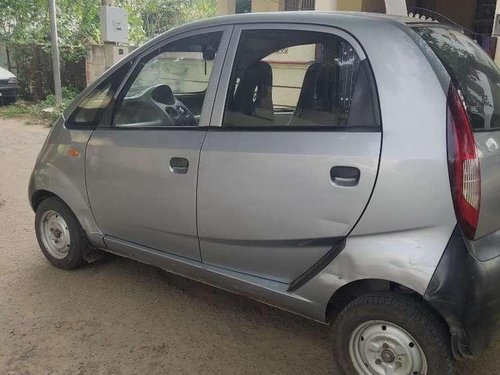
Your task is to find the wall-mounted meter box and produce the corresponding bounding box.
[100,6,128,43]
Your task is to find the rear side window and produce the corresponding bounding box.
[415,26,500,131]
[222,29,380,129]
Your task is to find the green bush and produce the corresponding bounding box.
[0,86,81,125]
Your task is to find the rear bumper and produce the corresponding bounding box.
[424,225,500,359]
[0,85,19,99]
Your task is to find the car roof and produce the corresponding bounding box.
[215,11,420,24]
[171,11,431,32]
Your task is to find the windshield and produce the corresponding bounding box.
[415,26,500,131]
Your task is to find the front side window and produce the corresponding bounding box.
[67,62,131,127]
[114,32,222,127]
[222,29,379,129]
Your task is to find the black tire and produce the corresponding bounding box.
[35,197,86,269]
[332,293,454,375]
[2,97,17,105]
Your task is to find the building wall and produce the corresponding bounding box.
[362,0,386,12]
[252,0,284,11]
[435,0,477,30]
[217,0,408,14]
[406,0,477,30]
[495,0,500,65]
[217,0,236,15]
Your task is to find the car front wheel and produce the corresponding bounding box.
[332,293,454,375]
[35,197,86,269]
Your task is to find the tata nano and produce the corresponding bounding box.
[29,12,500,374]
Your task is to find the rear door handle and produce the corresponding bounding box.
[169,157,189,174]
[330,166,360,187]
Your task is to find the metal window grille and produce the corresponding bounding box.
[285,0,315,11]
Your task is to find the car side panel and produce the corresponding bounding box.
[290,21,457,316]
[29,17,460,324]
[198,131,381,283]
[28,117,104,247]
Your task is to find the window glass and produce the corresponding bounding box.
[236,0,251,13]
[114,32,222,127]
[67,62,131,127]
[222,29,379,128]
[415,26,500,130]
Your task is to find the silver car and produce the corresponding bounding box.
[29,12,500,375]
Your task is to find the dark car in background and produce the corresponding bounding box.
[0,66,19,104]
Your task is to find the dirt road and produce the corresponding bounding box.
[0,117,498,374]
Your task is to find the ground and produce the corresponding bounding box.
[0,117,498,375]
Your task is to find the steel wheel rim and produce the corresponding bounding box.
[348,320,428,375]
[40,210,70,259]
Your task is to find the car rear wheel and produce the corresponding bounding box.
[332,293,454,375]
[35,197,86,269]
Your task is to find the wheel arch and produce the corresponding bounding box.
[325,278,451,334]
[31,190,104,263]
[29,184,105,249]
[31,189,58,211]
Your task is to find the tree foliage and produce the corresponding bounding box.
[0,0,217,60]
[119,0,217,42]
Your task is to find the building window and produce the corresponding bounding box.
[236,0,251,13]
[285,0,315,11]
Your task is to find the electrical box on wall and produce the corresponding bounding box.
[100,6,128,43]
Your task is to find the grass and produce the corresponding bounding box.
[0,101,34,118]
[0,87,80,126]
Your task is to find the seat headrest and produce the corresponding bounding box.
[296,63,332,113]
[232,61,273,118]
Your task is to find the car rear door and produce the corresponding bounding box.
[197,24,382,284]
[85,26,231,260]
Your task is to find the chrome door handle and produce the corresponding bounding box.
[330,166,360,187]
[169,157,189,174]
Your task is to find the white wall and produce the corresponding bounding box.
[495,1,500,66]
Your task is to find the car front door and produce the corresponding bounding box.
[197,24,382,284]
[85,27,230,260]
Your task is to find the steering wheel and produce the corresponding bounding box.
[140,84,197,127]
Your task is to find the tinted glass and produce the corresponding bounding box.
[416,26,500,130]
[114,32,222,127]
[222,29,379,129]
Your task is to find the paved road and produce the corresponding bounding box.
[0,117,498,374]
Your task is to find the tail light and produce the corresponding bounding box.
[447,83,480,239]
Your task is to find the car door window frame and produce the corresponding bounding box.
[209,23,381,132]
[63,60,134,129]
[99,25,233,130]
